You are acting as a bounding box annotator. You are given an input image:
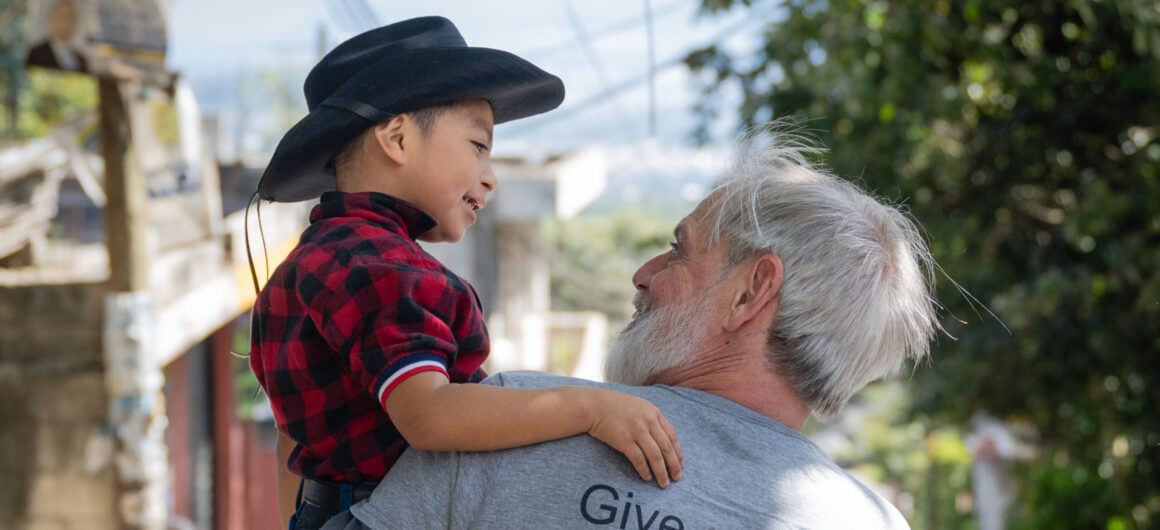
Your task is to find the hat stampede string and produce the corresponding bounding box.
[233,190,270,359]
[244,189,270,298]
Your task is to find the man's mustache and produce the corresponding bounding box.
[632,291,650,316]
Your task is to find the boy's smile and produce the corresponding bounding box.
[390,99,497,243]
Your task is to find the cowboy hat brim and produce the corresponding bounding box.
[258,47,564,202]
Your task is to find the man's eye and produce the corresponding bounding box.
[669,242,680,255]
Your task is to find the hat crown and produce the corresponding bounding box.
[303,16,467,110]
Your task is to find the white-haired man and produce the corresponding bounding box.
[322,137,939,529]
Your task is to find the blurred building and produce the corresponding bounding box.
[0,104,310,528]
[0,100,608,528]
[425,148,610,381]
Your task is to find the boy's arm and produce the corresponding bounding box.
[385,371,684,487]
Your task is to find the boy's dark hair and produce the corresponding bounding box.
[328,100,466,175]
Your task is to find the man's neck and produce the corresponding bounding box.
[654,343,811,431]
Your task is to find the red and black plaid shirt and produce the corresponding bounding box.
[250,191,488,483]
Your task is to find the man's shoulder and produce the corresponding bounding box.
[483,371,606,389]
[482,372,679,402]
[350,371,912,529]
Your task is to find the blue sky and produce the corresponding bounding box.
[165,0,775,153]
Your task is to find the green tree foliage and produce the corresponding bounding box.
[0,0,30,139]
[686,0,1159,527]
[542,203,680,328]
[812,382,976,530]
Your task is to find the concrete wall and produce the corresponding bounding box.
[0,281,116,529]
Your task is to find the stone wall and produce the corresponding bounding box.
[0,281,116,529]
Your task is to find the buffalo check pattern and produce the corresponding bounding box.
[250,191,488,483]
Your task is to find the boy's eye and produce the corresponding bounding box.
[473,142,489,153]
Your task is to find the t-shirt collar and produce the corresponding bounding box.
[312,191,437,238]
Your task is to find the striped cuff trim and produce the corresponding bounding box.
[376,360,449,406]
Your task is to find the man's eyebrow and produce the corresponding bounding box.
[673,222,686,243]
[472,118,493,145]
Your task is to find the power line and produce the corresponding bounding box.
[346,0,380,28]
[558,0,637,136]
[644,0,657,137]
[522,0,687,59]
[503,12,766,135]
[325,0,378,34]
[323,1,359,34]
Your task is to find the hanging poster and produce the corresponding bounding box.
[25,0,169,77]
[120,79,221,249]
[24,0,92,73]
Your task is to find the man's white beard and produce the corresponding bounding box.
[604,288,711,386]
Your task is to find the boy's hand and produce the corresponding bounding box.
[587,390,684,488]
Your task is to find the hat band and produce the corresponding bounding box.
[320,96,397,123]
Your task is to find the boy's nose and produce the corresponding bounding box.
[481,167,497,192]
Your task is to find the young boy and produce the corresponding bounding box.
[249,17,683,529]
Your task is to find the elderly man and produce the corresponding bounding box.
[323,136,938,529]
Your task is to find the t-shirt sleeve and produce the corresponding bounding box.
[340,374,513,528]
[347,449,471,528]
[307,261,469,408]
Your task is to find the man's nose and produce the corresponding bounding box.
[632,253,665,290]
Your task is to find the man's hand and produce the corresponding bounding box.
[586,389,684,488]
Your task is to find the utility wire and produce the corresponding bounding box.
[503,12,765,135]
[523,0,687,59]
[323,1,357,34]
[644,0,657,137]
[325,0,377,34]
[558,0,637,136]
[346,0,380,28]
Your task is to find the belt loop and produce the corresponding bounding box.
[339,483,354,511]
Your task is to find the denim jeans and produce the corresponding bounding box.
[289,481,366,530]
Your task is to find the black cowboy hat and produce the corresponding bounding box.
[257,16,565,202]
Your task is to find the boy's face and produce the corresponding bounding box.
[399,99,497,243]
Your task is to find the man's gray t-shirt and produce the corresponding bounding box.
[324,372,909,529]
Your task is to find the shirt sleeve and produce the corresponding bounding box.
[307,260,472,409]
[343,376,512,528]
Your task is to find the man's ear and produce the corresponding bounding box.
[724,254,783,332]
[372,114,410,166]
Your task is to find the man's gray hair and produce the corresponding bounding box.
[709,127,940,420]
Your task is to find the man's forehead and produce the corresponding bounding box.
[677,193,722,236]
[674,210,711,250]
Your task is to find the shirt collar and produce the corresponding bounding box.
[312,191,437,239]
[49,40,79,70]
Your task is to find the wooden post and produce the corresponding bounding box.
[99,76,168,530]
[100,78,147,291]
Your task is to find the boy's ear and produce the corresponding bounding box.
[372,114,410,165]
[723,253,783,332]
